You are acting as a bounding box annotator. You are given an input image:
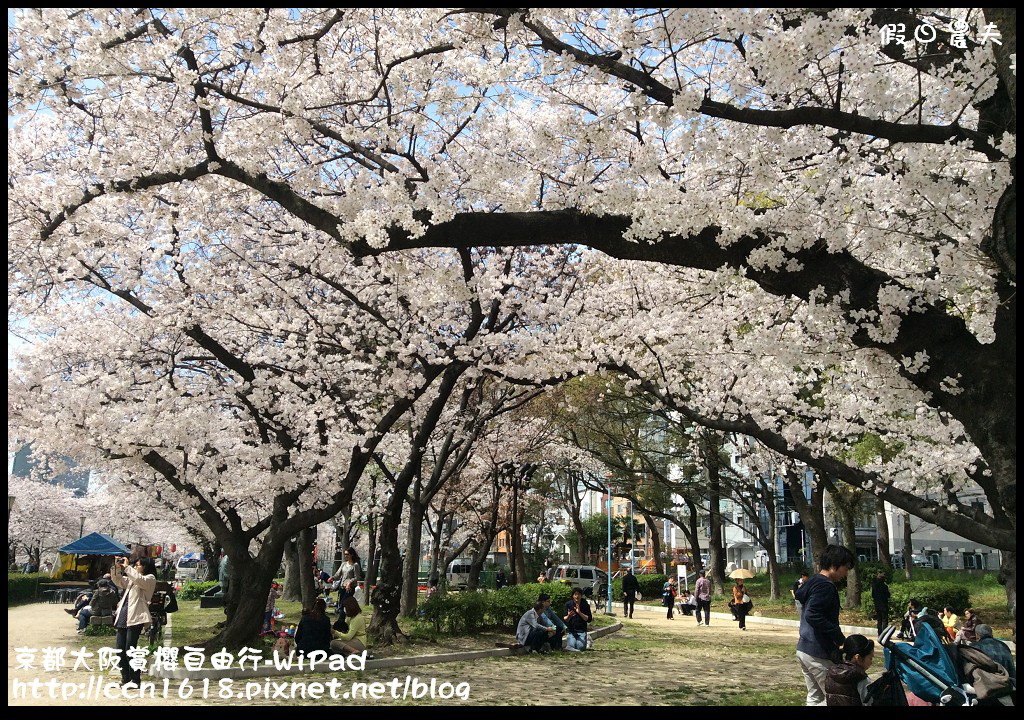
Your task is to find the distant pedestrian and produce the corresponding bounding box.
[622,567,640,619]
[793,571,809,614]
[663,577,677,619]
[732,578,751,630]
[495,567,508,590]
[795,544,856,706]
[694,571,712,626]
[871,572,890,635]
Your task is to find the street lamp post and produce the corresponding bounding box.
[629,500,635,573]
[7,495,15,527]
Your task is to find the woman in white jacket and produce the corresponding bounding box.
[111,556,157,686]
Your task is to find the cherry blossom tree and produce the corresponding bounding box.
[8,8,1016,623]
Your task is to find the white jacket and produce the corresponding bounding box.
[111,563,156,627]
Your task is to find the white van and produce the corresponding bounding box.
[175,553,207,582]
[446,559,473,589]
[553,564,608,598]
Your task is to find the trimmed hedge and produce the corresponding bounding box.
[860,581,970,619]
[8,572,49,606]
[611,573,670,602]
[419,582,574,634]
[177,580,219,600]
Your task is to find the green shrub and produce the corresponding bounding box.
[860,581,970,619]
[611,573,670,602]
[177,580,218,600]
[82,624,117,637]
[7,572,49,606]
[418,582,575,634]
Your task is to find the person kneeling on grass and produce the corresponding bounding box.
[564,587,592,651]
[329,596,367,656]
[516,601,555,653]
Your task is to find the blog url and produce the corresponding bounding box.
[11,676,472,701]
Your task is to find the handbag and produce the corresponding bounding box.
[164,591,179,614]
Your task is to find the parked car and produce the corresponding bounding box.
[553,564,609,598]
[446,559,473,589]
[893,553,935,569]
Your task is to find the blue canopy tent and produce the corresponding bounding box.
[59,532,130,556]
[52,532,130,580]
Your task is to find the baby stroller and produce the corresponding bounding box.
[875,624,1015,706]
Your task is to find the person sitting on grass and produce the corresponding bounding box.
[955,607,979,645]
[677,589,696,616]
[329,596,367,657]
[537,592,566,651]
[516,601,555,653]
[295,598,332,655]
[824,634,875,706]
[974,624,1016,681]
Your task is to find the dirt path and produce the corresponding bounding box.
[7,603,182,706]
[9,603,808,706]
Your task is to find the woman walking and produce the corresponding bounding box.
[111,555,157,687]
[732,578,752,630]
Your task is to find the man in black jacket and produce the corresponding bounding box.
[871,572,890,635]
[795,544,856,706]
[622,568,640,619]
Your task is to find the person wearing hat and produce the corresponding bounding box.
[537,592,566,651]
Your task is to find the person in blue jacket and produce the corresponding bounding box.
[795,544,856,706]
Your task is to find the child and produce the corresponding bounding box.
[262,582,282,634]
[824,634,875,706]
[273,631,294,659]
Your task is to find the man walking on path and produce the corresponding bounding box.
[622,568,640,619]
[795,544,856,706]
[694,571,712,626]
[871,572,890,635]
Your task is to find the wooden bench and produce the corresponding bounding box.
[89,615,114,626]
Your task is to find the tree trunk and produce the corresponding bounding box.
[427,511,443,584]
[834,490,861,608]
[684,497,703,575]
[902,512,914,581]
[281,536,301,602]
[367,493,406,646]
[202,541,220,582]
[997,551,1015,626]
[708,467,726,592]
[365,511,378,608]
[875,498,892,568]
[787,469,827,571]
[297,527,316,609]
[643,511,664,574]
[514,489,527,586]
[400,497,425,617]
[204,543,282,651]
